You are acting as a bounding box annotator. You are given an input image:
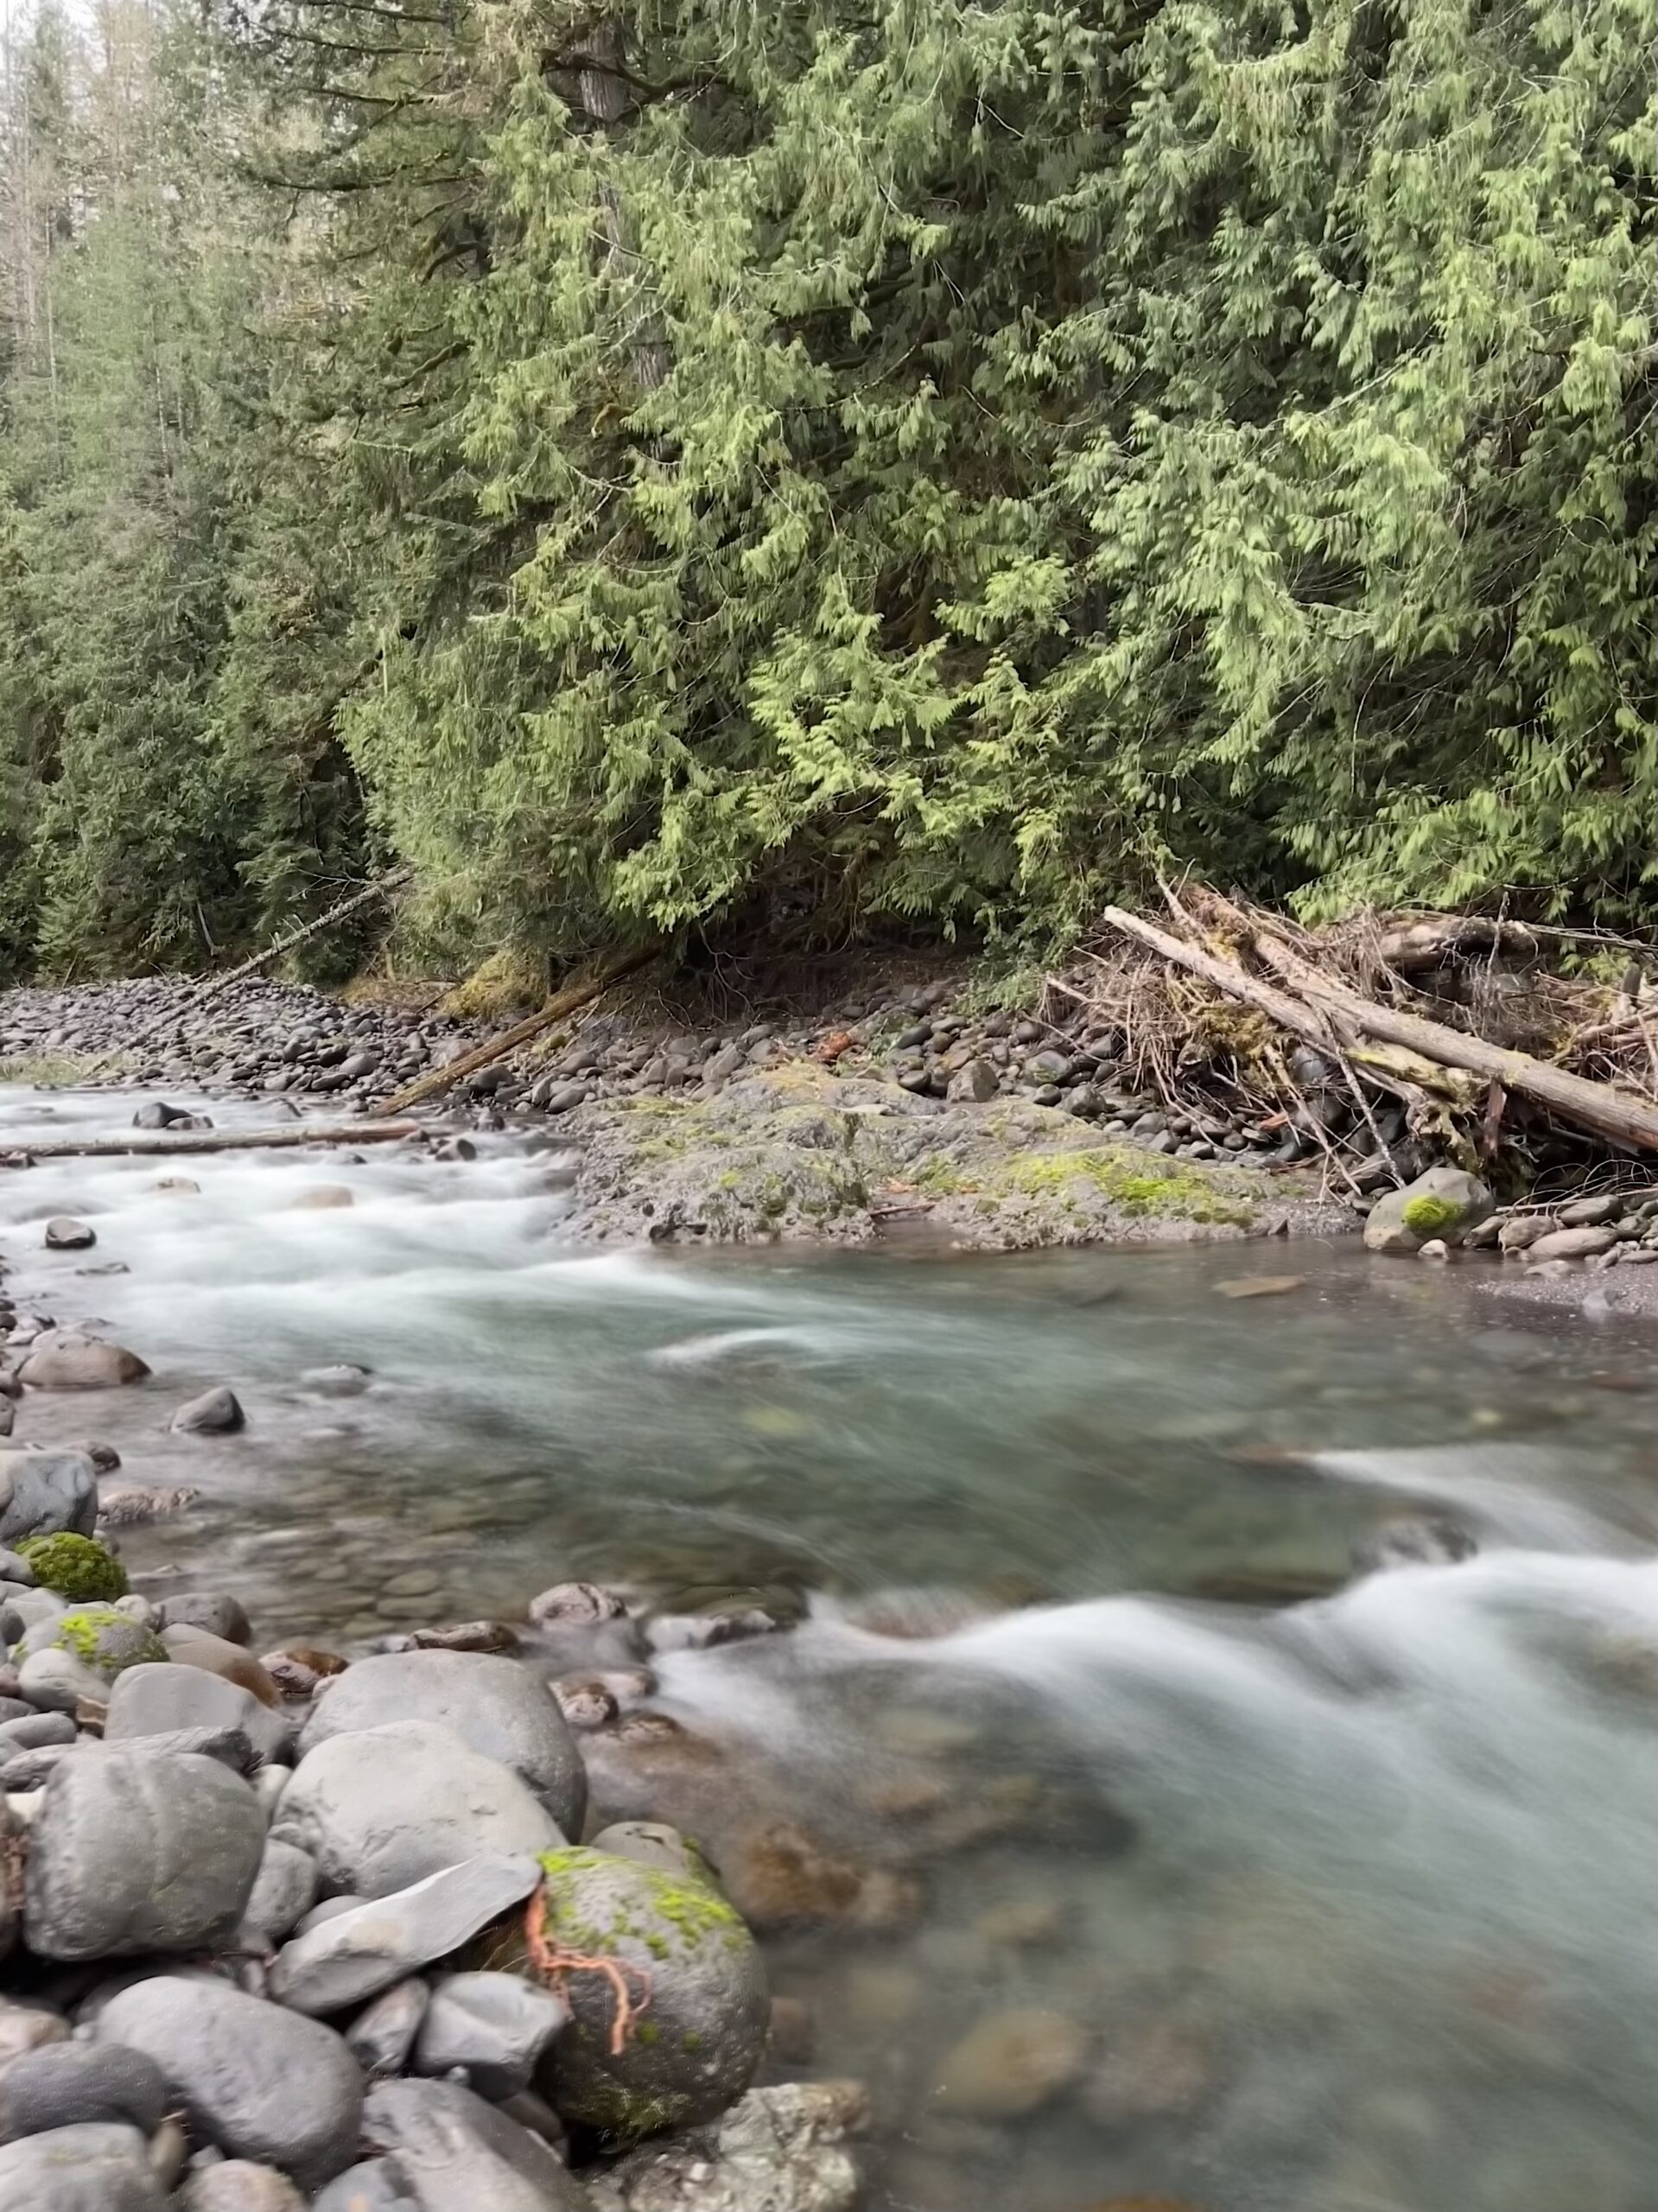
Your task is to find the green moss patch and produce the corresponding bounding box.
[17,1533,129,1602]
[916,1142,1257,1227]
[1399,1192,1468,1236]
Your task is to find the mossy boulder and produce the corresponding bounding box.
[1363,1166,1494,1254]
[532,1847,769,2139]
[16,1605,165,1681]
[16,1535,129,1604]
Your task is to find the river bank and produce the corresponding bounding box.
[1,1071,1657,2209]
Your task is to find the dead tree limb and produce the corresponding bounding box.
[378,944,660,1116]
[3,1121,422,1162]
[1252,931,1658,1154]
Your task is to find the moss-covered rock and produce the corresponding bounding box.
[532,1846,769,2139]
[16,1605,165,1680]
[16,1534,129,1604]
[1363,1166,1494,1254]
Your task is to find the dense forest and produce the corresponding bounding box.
[0,0,1652,984]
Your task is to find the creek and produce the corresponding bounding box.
[3,1081,1656,2212]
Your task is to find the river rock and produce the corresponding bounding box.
[16,1611,167,1706]
[345,1980,430,2076]
[930,2007,1089,2120]
[598,2082,867,2212]
[241,1840,321,1944]
[156,1592,252,1646]
[0,1999,68,2066]
[1497,1212,1556,1251]
[161,1625,281,1705]
[1523,1224,1619,1262]
[535,1848,768,2136]
[1351,1516,1479,1573]
[0,2041,168,2141]
[171,1388,245,1435]
[1559,1192,1632,1226]
[177,2162,308,2212]
[0,1452,99,1546]
[275,1724,562,1898]
[16,1337,150,1391]
[95,1977,364,2187]
[359,2076,591,2210]
[944,1058,998,1104]
[268,1853,543,2013]
[1363,1167,1493,1254]
[0,1710,75,1752]
[587,1823,708,1885]
[526,1585,628,1629]
[0,2122,168,2212]
[42,1222,96,1253]
[24,1749,265,1958]
[414,1973,569,2101]
[301,1652,585,1832]
[311,2161,417,2212]
[104,1663,291,1764]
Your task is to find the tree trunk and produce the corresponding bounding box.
[3,1120,422,1161]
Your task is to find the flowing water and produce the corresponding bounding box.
[3,1083,1657,2212]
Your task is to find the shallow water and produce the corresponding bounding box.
[3,1083,1657,2212]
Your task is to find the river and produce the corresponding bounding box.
[3,1081,1656,2212]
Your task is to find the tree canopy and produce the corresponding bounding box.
[1,0,1652,981]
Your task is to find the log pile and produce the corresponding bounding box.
[1052,889,1657,1196]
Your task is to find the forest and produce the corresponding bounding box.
[0,0,1652,985]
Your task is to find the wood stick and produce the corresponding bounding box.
[3,1121,422,1162]
[1253,931,1658,1153]
[377,944,660,1116]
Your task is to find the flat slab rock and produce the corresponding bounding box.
[561,1066,1342,1252]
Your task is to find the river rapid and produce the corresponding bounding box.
[3,1081,1656,2212]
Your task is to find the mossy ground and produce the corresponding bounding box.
[912,1141,1259,1228]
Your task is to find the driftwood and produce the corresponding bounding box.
[3,1120,421,1162]
[1098,906,1658,1155]
[86,870,413,1077]
[378,944,660,1116]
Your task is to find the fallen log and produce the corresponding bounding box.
[377,944,661,1117]
[1254,930,1658,1154]
[1096,906,1658,1156]
[2,1120,422,1162]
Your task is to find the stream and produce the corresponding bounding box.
[3,1082,1657,2212]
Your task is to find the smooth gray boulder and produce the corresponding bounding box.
[301,1653,585,1834]
[0,2122,168,2212]
[156,1592,252,1645]
[16,1337,149,1391]
[15,1609,166,1697]
[1363,1166,1493,1254]
[0,2041,167,2143]
[240,1839,320,1945]
[177,2160,308,2212]
[268,1854,542,2015]
[95,1976,363,2188]
[24,1749,265,1960]
[414,1973,569,2101]
[533,1849,768,2136]
[274,1723,562,1897]
[360,2077,592,2210]
[345,1980,430,2077]
[171,1387,245,1435]
[0,1453,98,1547]
[104,1662,292,1764]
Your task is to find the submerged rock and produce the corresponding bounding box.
[1351,1517,1479,1573]
[930,2007,1089,2120]
[171,1387,245,1435]
[95,1977,364,2188]
[533,1847,769,2138]
[596,2082,867,2212]
[41,1221,96,1253]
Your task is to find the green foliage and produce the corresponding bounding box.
[0,0,1651,981]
